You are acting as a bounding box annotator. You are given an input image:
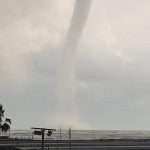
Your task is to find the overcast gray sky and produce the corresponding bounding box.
[1,0,150,130]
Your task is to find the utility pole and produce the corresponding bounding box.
[60,126,62,140]
[69,127,71,150]
[41,129,45,150]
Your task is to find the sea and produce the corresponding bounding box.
[3,130,150,140]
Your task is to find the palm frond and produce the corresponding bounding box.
[5,118,11,124]
[1,123,10,132]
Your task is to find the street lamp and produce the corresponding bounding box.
[31,127,56,150]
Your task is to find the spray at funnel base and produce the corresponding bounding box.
[55,0,92,129]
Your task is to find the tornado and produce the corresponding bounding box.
[56,0,92,128]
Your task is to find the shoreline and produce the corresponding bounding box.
[1,138,150,150]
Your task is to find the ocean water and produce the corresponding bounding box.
[5,130,150,140]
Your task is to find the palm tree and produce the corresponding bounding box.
[0,104,11,133]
